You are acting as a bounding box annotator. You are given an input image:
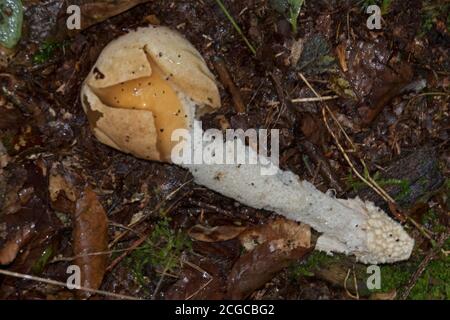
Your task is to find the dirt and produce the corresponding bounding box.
[0,0,449,300]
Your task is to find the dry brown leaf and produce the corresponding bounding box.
[239,218,311,251]
[227,219,312,299]
[73,187,108,297]
[289,38,304,67]
[227,240,312,299]
[188,224,247,243]
[49,172,78,202]
[0,224,34,265]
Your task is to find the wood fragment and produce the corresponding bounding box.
[213,57,246,114]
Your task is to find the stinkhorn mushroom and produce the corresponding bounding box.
[81,26,414,264]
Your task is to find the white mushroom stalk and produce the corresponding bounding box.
[81,26,414,264]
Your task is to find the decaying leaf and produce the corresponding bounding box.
[49,172,78,202]
[73,187,108,296]
[289,38,304,67]
[227,219,312,299]
[188,224,247,243]
[48,164,82,215]
[330,75,357,100]
[74,0,152,30]
[297,35,336,75]
[0,223,34,265]
[239,218,311,251]
[24,0,152,42]
[165,260,226,300]
[0,161,60,268]
[227,238,312,299]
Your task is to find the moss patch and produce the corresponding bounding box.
[127,217,192,290]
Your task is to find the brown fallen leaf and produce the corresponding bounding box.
[227,239,312,299]
[228,219,313,299]
[73,187,108,297]
[165,259,226,300]
[300,113,327,146]
[188,224,247,243]
[52,0,152,35]
[335,43,348,72]
[0,161,60,267]
[77,0,152,29]
[0,223,34,265]
[48,164,84,215]
[49,172,78,203]
[239,218,311,251]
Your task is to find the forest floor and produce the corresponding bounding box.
[0,0,449,300]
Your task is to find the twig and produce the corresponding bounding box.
[213,57,246,113]
[297,73,417,210]
[291,95,339,103]
[344,268,359,300]
[51,247,135,263]
[106,232,150,272]
[297,73,439,242]
[0,269,139,300]
[399,232,449,300]
[151,255,175,300]
[182,259,213,300]
[298,73,395,205]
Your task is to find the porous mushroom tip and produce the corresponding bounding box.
[359,206,415,264]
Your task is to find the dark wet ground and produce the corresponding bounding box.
[0,0,448,300]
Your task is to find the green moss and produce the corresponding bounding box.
[346,171,411,201]
[289,251,339,279]
[419,1,450,35]
[127,217,191,289]
[409,249,450,300]
[374,238,449,299]
[374,261,417,293]
[32,41,64,64]
[422,209,447,233]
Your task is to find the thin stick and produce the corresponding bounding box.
[298,73,437,239]
[106,233,149,272]
[291,95,339,103]
[213,57,246,113]
[0,269,139,300]
[182,259,213,300]
[298,72,396,205]
[399,232,449,300]
[344,268,359,300]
